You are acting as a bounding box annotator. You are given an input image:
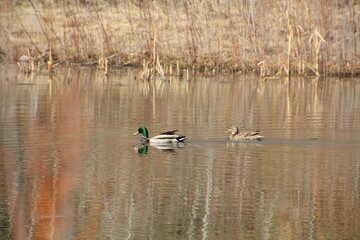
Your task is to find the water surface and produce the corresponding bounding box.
[1,65,360,239]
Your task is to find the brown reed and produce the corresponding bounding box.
[1,0,359,77]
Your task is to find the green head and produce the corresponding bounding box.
[133,126,149,138]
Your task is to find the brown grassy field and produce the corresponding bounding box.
[1,0,359,77]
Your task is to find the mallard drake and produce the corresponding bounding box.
[226,125,264,141]
[133,126,187,143]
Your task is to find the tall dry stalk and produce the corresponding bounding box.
[12,8,41,55]
[287,11,293,77]
[184,0,199,64]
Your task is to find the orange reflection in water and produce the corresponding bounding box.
[2,70,93,240]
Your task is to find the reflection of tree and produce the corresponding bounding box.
[1,69,92,239]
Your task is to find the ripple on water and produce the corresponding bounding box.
[1,68,360,240]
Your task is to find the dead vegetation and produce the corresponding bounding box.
[1,0,359,77]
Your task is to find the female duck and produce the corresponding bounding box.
[226,125,264,141]
[133,126,187,144]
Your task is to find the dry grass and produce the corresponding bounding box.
[1,0,359,76]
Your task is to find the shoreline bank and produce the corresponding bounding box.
[1,1,359,77]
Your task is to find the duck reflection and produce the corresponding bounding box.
[134,142,185,155]
[134,145,149,155]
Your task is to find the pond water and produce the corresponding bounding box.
[1,65,360,239]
